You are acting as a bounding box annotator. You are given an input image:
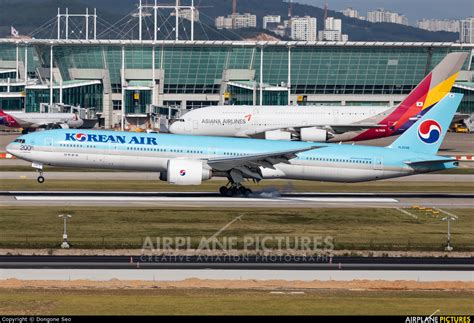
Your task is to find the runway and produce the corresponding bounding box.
[1,256,472,282]
[0,191,473,207]
[1,255,472,271]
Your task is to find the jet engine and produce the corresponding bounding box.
[160,159,212,185]
[66,117,84,129]
[265,129,292,141]
[300,127,332,142]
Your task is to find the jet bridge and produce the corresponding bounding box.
[39,103,99,128]
[148,104,185,132]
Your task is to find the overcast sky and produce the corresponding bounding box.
[295,0,474,22]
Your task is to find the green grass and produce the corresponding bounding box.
[2,179,474,192]
[0,207,472,251]
[0,289,472,315]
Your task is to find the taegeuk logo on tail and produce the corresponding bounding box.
[418,120,442,144]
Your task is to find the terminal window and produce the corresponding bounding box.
[112,100,122,111]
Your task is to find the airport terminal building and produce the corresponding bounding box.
[0,39,473,129]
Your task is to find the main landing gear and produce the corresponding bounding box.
[219,183,252,197]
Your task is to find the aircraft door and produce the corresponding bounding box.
[185,118,192,132]
[106,143,117,167]
[252,108,259,122]
[333,110,340,123]
[44,138,53,151]
[369,110,377,121]
[87,143,105,165]
[193,120,199,130]
[373,157,383,170]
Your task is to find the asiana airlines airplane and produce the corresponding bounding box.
[7,93,462,197]
[169,52,467,142]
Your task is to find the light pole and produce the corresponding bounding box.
[441,216,456,251]
[58,214,72,248]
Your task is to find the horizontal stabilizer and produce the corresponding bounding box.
[404,159,457,166]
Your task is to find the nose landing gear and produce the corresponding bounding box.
[37,169,45,183]
[32,163,45,184]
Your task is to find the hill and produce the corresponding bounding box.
[0,0,459,41]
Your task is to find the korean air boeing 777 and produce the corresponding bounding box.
[7,93,462,197]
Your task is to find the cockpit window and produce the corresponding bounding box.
[169,119,185,125]
[13,139,25,143]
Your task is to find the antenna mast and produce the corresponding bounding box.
[231,0,237,29]
[324,2,328,21]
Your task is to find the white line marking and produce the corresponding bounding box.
[429,309,440,317]
[14,196,398,203]
[282,197,398,203]
[434,208,458,219]
[395,207,418,219]
[207,215,243,241]
[14,196,284,202]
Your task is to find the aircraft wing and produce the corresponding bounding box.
[206,146,325,181]
[324,124,381,134]
[244,124,380,138]
[43,122,70,129]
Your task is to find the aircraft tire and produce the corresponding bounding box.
[219,186,228,196]
[239,187,252,197]
[227,187,237,197]
[37,176,45,184]
[244,188,252,197]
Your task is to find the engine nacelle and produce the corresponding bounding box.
[300,127,331,142]
[265,129,291,141]
[66,118,84,129]
[164,159,212,185]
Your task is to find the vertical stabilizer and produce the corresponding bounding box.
[388,93,463,155]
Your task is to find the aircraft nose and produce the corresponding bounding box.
[6,138,23,158]
[168,121,182,134]
[6,142,15,156]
